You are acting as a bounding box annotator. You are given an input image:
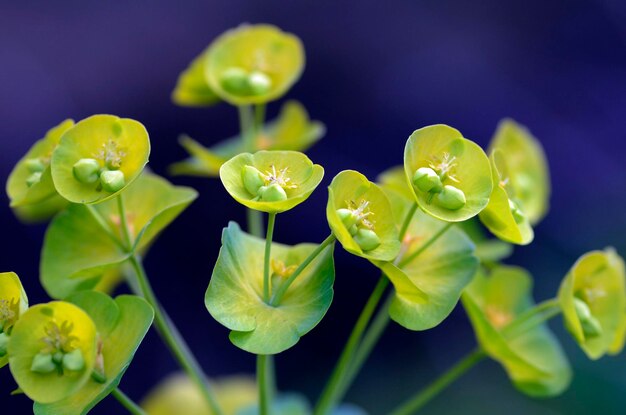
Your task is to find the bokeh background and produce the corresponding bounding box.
[2,0,626,413]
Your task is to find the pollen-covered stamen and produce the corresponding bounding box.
[32,320,85,375]
[0,297,19,332]
[337,200,381,251]
[271,259,298,279]
[429,152,459,183]
[41,321,80,354]
[262,165,298,189]
[95,139,127,170]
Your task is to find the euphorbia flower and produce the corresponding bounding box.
[0,272,28,367]
[558,248,626,359]
[327,170,400,262]
[51,114,150,204]
[8,301,97,403]
[404,125,492,222]
[220,150,323,214]
[171,45,220,107]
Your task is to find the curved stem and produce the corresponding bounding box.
[111,388,147,415]
[247,208,264,238]
[257,354,271,415]
[86,205,126,251]
[502,298,561,340]
[399,222,453,267]
[263,213,277,302]
[399,203,418,239]
[388,349,486,415]
[116,195,133,249]
[270,234,336,305]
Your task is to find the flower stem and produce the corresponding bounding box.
[117,195,133,249]
[254,104,266,135]
[238,105,255,151]
[247,208,264,237]
[388,349,486,415]
[111,388,147,415]
[399,222,453,267]
[263,213,277,303]
[257,354,271,415]
[501,298,561,340]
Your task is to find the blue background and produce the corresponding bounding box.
[1,0,626,413]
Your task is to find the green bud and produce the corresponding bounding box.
[508,199,525,223]
[62,348,85,372]
[353,228,381,251]
[0,332,8,357]
[25,158,45,173]
[31,353,56,374]
[248,71,272,95]
[259,183,287,202]
[573,297,603,338]
[435,185,466,210]
[348,224,359,236]
[73,158,101,184]
[242,165,265,195]
[220,67,250,95]
[25,172,42,187]
[412,167,442,193]
[100,169,126,192]
[52,351,64,365]
[336,208,358,228]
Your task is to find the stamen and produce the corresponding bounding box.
[94,139,127,169]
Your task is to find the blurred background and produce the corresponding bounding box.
[1,0,626,413]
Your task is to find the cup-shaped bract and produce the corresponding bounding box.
[488,119,550,225]
[170,101,325,177]
[557,248,626,359]
[34,292,153,415]
[51,115,150,204]
[0,272,29,368]
[220,150,323,214]
[205,222,335,354]
[41,172,198,299]
[8,302,97,404]
[172,46,220,107]
[462,266,571,397]
[6,119,74,222]
[327,170,401,262]
[478,150,534,245]
[404,125,492,222]
[204,24,304,106]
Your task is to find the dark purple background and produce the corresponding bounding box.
[1,1,626,413]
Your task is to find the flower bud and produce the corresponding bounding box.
[0,332,8,357]
[435,185,466,210]
[412,167,442,193]
[353,228,381,251]
[248,71,272,95]
[242,165,265,195]
[336,208,358,228]
[62,348,85,372]
[348,224,359,236]
[25,158,45,173]
[220,67,250,95]
[259,183,287,202]
[25,172,42,187]
[573,297,603,338]
[100,169,126,193]
[73,158,101,184]
[30,353,56,374]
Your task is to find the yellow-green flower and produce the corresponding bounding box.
[0,272,28,368]
[488,119,550,224]
[404,125,492,222]
[220,150,323,214]
[8,302,97,404]
[172,46,220,107]
[204,24,304,106]
[51,114,150,204]
[558,248,626,359]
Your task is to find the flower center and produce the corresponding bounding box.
[429,152,459,183]
[41,321,79,354]
[262,165,297,189]
[0,297,19,332]
[95,139,127,170]
[31,320,86,375]
[485,305,513,329]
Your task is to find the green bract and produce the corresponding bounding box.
[557,248,626,359]
[34,292,153,415]
[488,119,550,225]
[41,172,197,299]
[0,272,29,368]
[404,125,492,222]
[204,24,304,105]
[327,170,400,262]
[50,114,150,204]
[205,222,334,354]
[172,46,220,107]
[6,119,74,222]
[8,301,98,404]
[219,150,323,214]
[170,101,325,177]
[478,150,534,245]
[462,266,571,397]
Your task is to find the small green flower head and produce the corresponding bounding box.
[479,150,534,245]
[220,150,323,213]
[204,24,305,106]
[0,272,29,366]
[327,170,401,261]
[557,248,626,359]
[6,120,74,221]
[8,301,97,403]
[488,119,550,225]
[404,125,492,222]
[171,46,220,107]
[51,115,150,204]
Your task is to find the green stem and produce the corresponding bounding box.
[254,104,266,135]
[313,276,390,415]
[399,203,418,239]
[86,205,126,251]
[270,234,336,305]
[399,222,453,267]
[238,105,255,151]
[247,208,264,238]
[117,195,133,249]
[501,298,561,340]
[263,213,277,303]
[257,354,271,415]
[111,388,147,415]
[128,256,223,415]
[388,349,486,415]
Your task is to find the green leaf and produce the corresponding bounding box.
[41,172,198,299]
[34,292,153,415]
[50,115,151,204]
[204,24,304,106]
[403,125,492,222]
[219,150,324,214]
[557,248,626,359]
[488,119,550,225]
[0,272,29,369]
[205,222,334,354]
[172,46,220,107]
[462,266,571,397]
